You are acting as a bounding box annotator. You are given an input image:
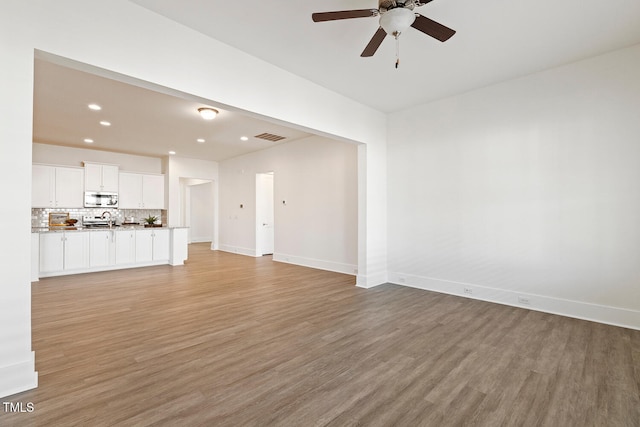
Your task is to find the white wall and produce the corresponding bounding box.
[0,31,38,399]
[32,142,163,173]
[0,0,386,398]
[388,44,640,329]
[219,136,358,275]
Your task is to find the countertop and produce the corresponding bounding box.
[32,225,188,233]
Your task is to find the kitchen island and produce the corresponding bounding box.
[31,226,188,280]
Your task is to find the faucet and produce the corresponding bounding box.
[101,211,113,228]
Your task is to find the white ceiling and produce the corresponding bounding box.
[33,59,312,161]
[34,1,640,161]
[129,0,640,113]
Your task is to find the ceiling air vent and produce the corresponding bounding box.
[254,132,286,142]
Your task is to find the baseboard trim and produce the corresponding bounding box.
[0,352,38,399]
[388,272,640,331]
[356,272,388,289]
[218,245,258,257]
[273,253,356,276]
[190,238,212,243]
[38,260,169,278]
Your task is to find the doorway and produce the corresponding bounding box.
[256,172,274,256]
[180,178,215,244]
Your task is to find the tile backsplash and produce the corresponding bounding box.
[32,208,166,228]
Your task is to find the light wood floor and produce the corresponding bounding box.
[2,243,639,426]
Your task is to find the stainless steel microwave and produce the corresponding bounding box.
[84,191,118,208]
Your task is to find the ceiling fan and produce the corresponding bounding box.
[312,0,455,63]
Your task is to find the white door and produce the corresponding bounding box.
[256,172,274,255]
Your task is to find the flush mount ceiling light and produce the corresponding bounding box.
[88,103,102,111]
[84,138,94,144]
[168,151,176,155]
[240,136,249,141]
[196,138,205,143]
[100,121,111,126]
[198,107,218,120]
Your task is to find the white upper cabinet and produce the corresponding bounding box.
[32,164,54,208]
[118,172,142,209]
[84,162,119,192]
[55,167,85,207]
[142,174,165,209]
[32,164,84,208]
[119,172,165,209]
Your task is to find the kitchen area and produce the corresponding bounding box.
[31,160,188,280]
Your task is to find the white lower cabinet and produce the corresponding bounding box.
[89,230,114,267]
[40,232,89,274]
[38,228,180,277]
[135,229,153,263]
[135,229,169,262]
[152,229,170,261]
[115,230,136,265]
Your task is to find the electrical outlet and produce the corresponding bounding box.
[463,287,473,295]
[518,296,531,305]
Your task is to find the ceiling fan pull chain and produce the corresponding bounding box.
[395,33,400,69]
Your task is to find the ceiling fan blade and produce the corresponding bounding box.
[361,27,387,57]
[411,14,456,42]
[312,9,378,22]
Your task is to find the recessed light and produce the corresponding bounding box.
[240,136,249,141]
[88,104,101,111]
[196,138,205,143]
[100,121,111,126]
[84,138,94,144]
[168,151,176,155]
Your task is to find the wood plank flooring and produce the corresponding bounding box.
[2,243,639,426]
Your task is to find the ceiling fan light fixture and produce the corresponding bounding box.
[198,107,218,120]
[380,7,416,36]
